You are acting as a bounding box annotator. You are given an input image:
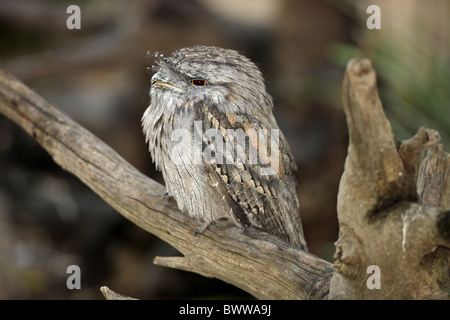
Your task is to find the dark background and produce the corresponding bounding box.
[0,0,448,299]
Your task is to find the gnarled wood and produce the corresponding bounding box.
[1,58,448,300]
[329,59,450,300]
[0,68,332,300]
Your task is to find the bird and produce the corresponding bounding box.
[142,45,307,250]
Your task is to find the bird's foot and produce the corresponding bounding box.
[194,221,210,237]
[161,191,173,199]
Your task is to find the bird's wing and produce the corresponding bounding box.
[194,102,306,249]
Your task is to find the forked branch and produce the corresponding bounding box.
[1,58,448,300]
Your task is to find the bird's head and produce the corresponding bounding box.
[149,45,267,112]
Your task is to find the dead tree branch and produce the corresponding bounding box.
[0,68,332,300]
[329,59,450,299]
[1,58,448,300]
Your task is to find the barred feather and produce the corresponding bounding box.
[142,45,307,250]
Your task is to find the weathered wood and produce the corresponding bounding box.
[0,68,332,300]
[418,144,450,209]
[329,59,450,299]
[1,57,448,300]
[101,286,138,300]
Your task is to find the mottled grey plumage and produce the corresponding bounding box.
[142,45,306,250]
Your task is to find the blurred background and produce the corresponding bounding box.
[0,0,448,299]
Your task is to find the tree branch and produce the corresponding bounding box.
[0,68,332,300]
[100,286,138,300]
[329,59,450,300]
[417,143,450,209]
[2,58,448,300]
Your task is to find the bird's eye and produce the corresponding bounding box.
[191,79,207,86]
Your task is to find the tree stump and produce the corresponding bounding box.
[330,59,449,299]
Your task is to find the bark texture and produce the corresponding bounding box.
[0,59,448,300]
[329,59,449,299]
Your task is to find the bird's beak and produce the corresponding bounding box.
[152,79,186,93]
